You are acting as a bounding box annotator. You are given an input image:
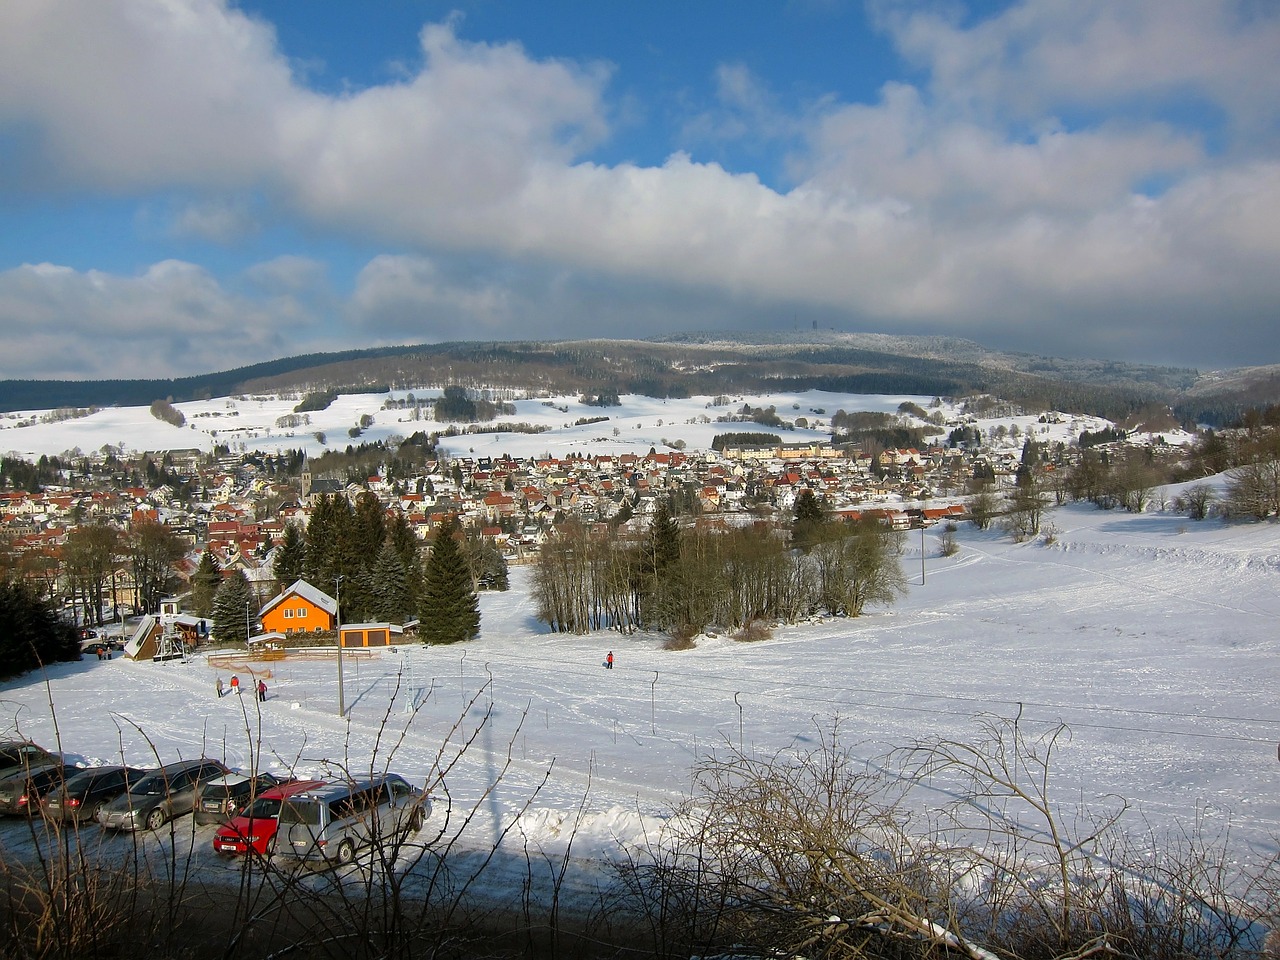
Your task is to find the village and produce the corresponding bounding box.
[0,390,1155,653]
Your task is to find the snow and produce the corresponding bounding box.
[0,388,1100,461]
[0,386,1274,921]
[2,492,1278,916]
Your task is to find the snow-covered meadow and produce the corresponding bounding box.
[1,485,1277,910]
[0,386,1263,921]
[0,387,1128,462]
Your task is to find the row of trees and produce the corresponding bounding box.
[40,519,187,627]
[534,496,906,640]
[194,494,499,646]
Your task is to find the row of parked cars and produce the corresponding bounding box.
[0,740,431,867]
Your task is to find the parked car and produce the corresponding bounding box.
[0,764,69,816]
[193,772,284,825]
[96,759,229,831]
[42,765,149,824]
[212,779,326,856]
[0,741,57,781]
[275,774,430,866]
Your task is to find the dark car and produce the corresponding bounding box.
[193,772,283,825]
[41,765,149,824]
[0,764,69,816]
[0,741,57,781]
[212,779,325,856]
[96,759,229,831]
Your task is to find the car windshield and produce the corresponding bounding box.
[242,797,283,819]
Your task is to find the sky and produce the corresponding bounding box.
[1,0,1278,381]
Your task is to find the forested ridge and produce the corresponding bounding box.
[0,333,1271,426]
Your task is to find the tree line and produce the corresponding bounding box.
[533,492,906,644]
[191,493,504,647]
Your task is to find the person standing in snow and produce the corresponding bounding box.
[216,677,224,698]
[257,679,267,701]
[230,675,240,695]
[606,651,614,670]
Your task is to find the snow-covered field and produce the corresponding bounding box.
[1,487,1277,911]
[0,388,1126,461]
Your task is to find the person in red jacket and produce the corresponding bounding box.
[605,651,613,670]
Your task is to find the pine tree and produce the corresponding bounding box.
[366,541,411,623]
[640,499,683,630]
[0,579,79,678]
[351,492,387,564]
[303,494,337,587]
[273,523,306,591]
[190,550,222,618]
[647,500,681,573]
[791,489,826,552]
[211,571,254,645]
[418,518,479,644]
[386,510,424,609]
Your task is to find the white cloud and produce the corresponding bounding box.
[170,197,260,243]
[0,260,297,379]
[875,0,1280,139]
[0,0,1276,369]
[348,254,515,339]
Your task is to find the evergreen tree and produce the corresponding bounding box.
[351,492,387,563]
[418,518,480,644]
[302,494,337,587]
[640,500,683,630]
[386,510,424,610]
[366,541,411,623]
[647,500,681,573]
[211,571,254,645]
[190,549,222,618]
[304,494,359,612]
[273,523,306,590]
[0,578,79,679]
[791,489,826,552]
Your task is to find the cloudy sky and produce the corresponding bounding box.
[1,0,1277,380]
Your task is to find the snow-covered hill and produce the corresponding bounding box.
[0,388,1134,462]
[0,489,1276,916]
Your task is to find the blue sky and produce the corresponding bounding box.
[0,0,1277,381]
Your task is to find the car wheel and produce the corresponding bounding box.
[409,808,425,832]
[89,801,106,823]
[335,839,356,865]
[145,807,166,831]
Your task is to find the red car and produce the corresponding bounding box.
[212,779,325,856]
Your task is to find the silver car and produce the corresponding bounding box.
[274,773,429,866]
[96,759,229,831]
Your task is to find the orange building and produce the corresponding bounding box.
[258,580,337,636]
